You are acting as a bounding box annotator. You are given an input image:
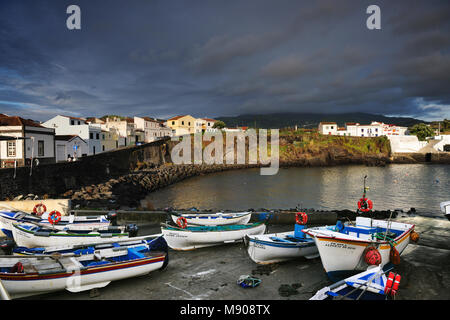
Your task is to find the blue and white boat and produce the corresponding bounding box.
[310,265,401,300]
[303,217,416,281]
[0,235,168,299]
[0,209,111,238]
[245,213,318,264]
[161,221,266,250]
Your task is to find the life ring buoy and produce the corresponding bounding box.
[357,198,373,212]
[364,246,381,265]
[295,212,308,225]
[48,210,61,225]
[33,203,47,216]
[176,216,188,229]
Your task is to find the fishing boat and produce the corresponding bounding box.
[441,201,450,221]
[161,221,266,250]
[0,209,114,238]
[0,235,168,299]
[245,212,318,264]
[170,211,252,226]
[303,217,417,280]
[11,223,138,248]
[310,265,401,300]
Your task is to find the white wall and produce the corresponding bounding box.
[388,136,427,153]
[43,116,101,155]
[433,135,450,152]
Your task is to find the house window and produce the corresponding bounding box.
[38,140,44,157]
[330,126,333,129]
[172,121,175,125]
[7,141,16,157]
[208,123,211,126]
[96,133,99,140]
[71,120,75,125]
[102,134,105,140]
[188,122,191,126]
[77,121,81,125]
[182,121,184,125]
[89,133,93,139]
[103,145,105,151]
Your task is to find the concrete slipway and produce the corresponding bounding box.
[21,215,449,301]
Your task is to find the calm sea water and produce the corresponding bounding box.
[143,164,449,216]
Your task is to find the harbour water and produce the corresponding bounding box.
[143,164,449,216]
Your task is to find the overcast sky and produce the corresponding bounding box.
[0,0,449,121]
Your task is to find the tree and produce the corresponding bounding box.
[409,123,435,141]
[212,120,226,129]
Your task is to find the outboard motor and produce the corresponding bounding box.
[125,224,139,237]
[0,239,16,255]
[107,211,118,226]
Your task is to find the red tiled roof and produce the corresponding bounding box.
[319,122,337,125]
[202,118,216,122]
[0,115,44,128]
[167,115,190,121]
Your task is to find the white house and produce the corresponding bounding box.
[194,117,219,133]
[0,114,55,167]
[55,135,88,162]
[320,121,408,137]
[318,122,338,135]
[102,117,137,147]
[134,116,172,142]
[42,115,102,155]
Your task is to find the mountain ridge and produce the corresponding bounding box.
[216,112,425,129]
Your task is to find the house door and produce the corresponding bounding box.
[56,145,65,162]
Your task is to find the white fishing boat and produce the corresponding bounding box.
[245,231,318,264]
[440,201,450,221]
[245,212,318,264]
[170,211,252,226]
[303,217,417,281]
[310,265,401,300]
[11,223,138,248]
[0,209,113,238]
[161,221,266,250]
[0,236,168,299]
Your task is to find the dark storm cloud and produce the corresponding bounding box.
[0,0,449,122]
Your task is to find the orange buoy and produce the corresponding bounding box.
[410,231,419,243]
[391,274,401,296]
[364,246,382,265]
[48,210,61,225]
[295,212,308,225]
[176,216,188,229]
[384,272,395,295]
[357,198,373,212]
[33,203,46,216]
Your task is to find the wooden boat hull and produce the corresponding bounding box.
[170,212,252,226]
[245,231,318,264]
[161,222,266,250]
[303,217,414,280]
[11,224,130,248]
